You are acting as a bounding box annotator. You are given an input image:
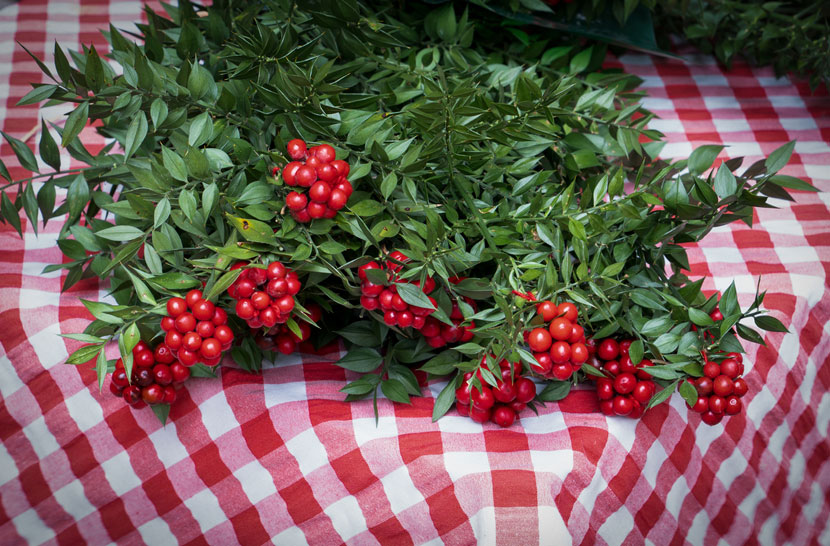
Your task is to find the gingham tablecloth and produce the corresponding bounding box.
[2,2,829,545]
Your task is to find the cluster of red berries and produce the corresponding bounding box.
[357,252,438,330]
[527,301,589,381]
[592,338,657,418]
[228,261,301,329]
[280,139,353,222]
[687,352,747,425]
[420,276,477,348]
[109,341,190,407]
[257,303,322,355]
[455,358,536,427]
[162,289,234,367]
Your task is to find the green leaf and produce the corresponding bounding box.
[688,145,723,176]
[764,140,795,175]
[154,197,171,228]
[84,45,105,91]
[226,215,275,244]
[432,377,459,421]
[202,183,219,215]
[1,131,39,172]
[719,282,739,319]
[336,347,383,373]
[754,315,788,333]
[188,112,213,147]
[148,272,201,290]
[420,351,459,375]
[162,146,188,182]
[96,225,145,242]
[395,282,436,310]
[126,270,156,305]
[96,348,108,391]
[679,380,698,408]
[628,339,643,365]
[380,172,397,200]
[768,174,817,192]
[1,192,22,236]
[204,268,242,302]
[567,218,586,241]
[66,175,90,220]
[143,242,163,275]
[150,98,168,128]
[38,120,60,171]
[152,404,170,425]
[646,381,678,409]
[17,84,57,106]
[537,380,570,402]
[569,48,592,73]
[179,189,198,221]
[453,343,484,355]
[66,343,103,365]
[713,163,737,199]
[381,379,411,404]
[124,113,148,159]
[62,101,89,147]
[337,321,382,347]
[349,200,384,217]
[737,323,766,345]
[319,240,348,255]
[689,308,714,326]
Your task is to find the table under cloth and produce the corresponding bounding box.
[1,1,829,544]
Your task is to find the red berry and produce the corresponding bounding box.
[275,295,295,314]
[703,361,720,379]
[360,296,380,311]
[421,320,441,338]
[710,308,724,321]
[549,318,572,341]
[570,343,589,365]
[315,144,336,163]
[468,405,491,424]
[170,362,190,383]
[720,358,740,379]
[251,291,271,310]
[701,410,723,425]
[182,332,202,352]
[537,300,557,322]
[196,320,215,339]
[397,310,414,328]
[236,299,256,320]
[515,377,536,404]
[383,310,397,326]
[632,381,654,404]
[695,376,714,396]
[691,396,709,413]
[597,339,619,361]
[327,188,348,211]
[134,350,155,368]
[200,338,222,359]
[295,165,317,187]
[166,297,187,318]
[596,378,614,400]
[568,324,585,345]
[725,395,742,415]
[307,201,327,219]
[286,191,307,211]
[174,312,196,334]
[142,384,164,404]
[133,368,153,387]
[557,302,578,322]
[709,395,726,414]
[316,163,337,183]
[162,385,176,404]
[528,328,553,352]
[152,364,173,386]
[618,339,633,356]
[726,352,743,364]
[713,375,734,397]
[636,359,654,380]
[599,399,615,416]
[440,323,463,343]
[456,401,470,417]
[391,294,408,312]
[112,369,129,388]
[613,396,633,416]
[109,381,123,397]
[733,378,748,397]
[331,159,350,177]
[292,208,311,223]
[471,385,495,410]
[161,316,175,332]
[603,360,621,376]
[178,348,198,367]
[550,341,571,364]
[551,363,572,381]
[614,372,637,395]
[282,161,303,185]
[214,325,234,346]
[132,341,151,355]
[165,330,183,351]
[618,355,637,375]
[491,406,516,427]
[191,299,214,322]
[531,352,553,375]
[276,335,296,355]
[493,381,517,403]
[334,179,353,197]
[287,139,307,160]
[235,278,256,299]
[122,385,142,405]
[309,181,331,203]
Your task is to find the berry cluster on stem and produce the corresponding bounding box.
[281,139,353,222]
[109,341,190,407]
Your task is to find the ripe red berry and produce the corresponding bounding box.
[383,310,397,326]
[112,369,129,388]
[596,378,614,400]
[142,384,164,405]
[134,350,155,368]
[709,395,726,414]
[691,396,709,413]
[331,159,350,177]
[309,181,331,203]
[397,310,414,328]
[725,395,742,415]
[182,332,202,352]
[726,352,743,364]
[178,348,198,367]
[191,299,215,321]
[552,363,572,381]
[170,362,190,383]
[603,360,621,376]
[166,297,187,318]
[570,343,589,365]
[315,144,336,163]
[614,372,637,395]
[515,377,536,404]
[133,341,151,355]
[701,410,723,425]
[713,375,734,397]
[174,312,196,334]
[152,364,173,386]
[295,165,317,187]
[287,139,307,160]
[720,358,740,379]
[185,290,203,310]
[251,291,271,310]
[200,338,222,359]
[286,191,307,211]
[276,335,296,355]
[334,179,353,197]
[537,300,557,322]
[235,278,256,299]
[196,320,215,339]
[710,308,724,321]
[632,381,654,404]
[703,361,720,379]
[528,328,553,352]
[695,376,714,396]
[493,380,517,403]
[491,406,516,427]
[282,161,303,185]
[122,385,142,405]
[468,405,491,424]
[471,385,495,410]
[557,302,578,322]
[597,339,619,361]
[307,201,326,219]
[235,299,256,320]
[275,295,295,314]
[733,378,748,397]
[160,316,175,332]
[550,341,571,364]
[327,188,348,211]
[455,401,470,417]
[165,330,183,351]
[440,323,463,343]
[549,318,572,341]
[133,368,153,387]
[613,395,633,416]
[532,352,553,375]
[153,344,175,364]
[568,324,585,345]
[266,263,286,281]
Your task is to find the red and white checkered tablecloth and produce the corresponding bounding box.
[2,1,829,544]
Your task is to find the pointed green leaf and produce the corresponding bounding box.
[1,131,39,172]
[124,113,148,159]
[62,101,89,147]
